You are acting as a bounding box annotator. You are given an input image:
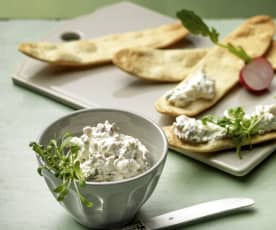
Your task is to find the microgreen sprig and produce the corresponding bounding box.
[201,107,262,158]
[29,133,93,208]
[176,9,252,64]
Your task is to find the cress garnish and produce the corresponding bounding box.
[201,107,263,158]
[29,133,93,208]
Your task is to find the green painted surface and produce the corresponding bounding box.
[1,0,276,19]
[1,13,276,230]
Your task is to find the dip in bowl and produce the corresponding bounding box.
[35,108,168,229]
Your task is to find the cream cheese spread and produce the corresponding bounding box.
[174,104,276,144]
[70,121,151,182]
[251,104,276,134]
[174,115,227,143]
[165,69,215,107]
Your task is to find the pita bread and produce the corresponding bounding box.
[163,126,276,153]
[112,47,208,82]
[155,16,275,117]
[18,22,188,66]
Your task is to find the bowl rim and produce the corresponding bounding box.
[37,108,168,186]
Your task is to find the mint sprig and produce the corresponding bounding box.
[177,9,252,64]
[201,107,262,158]
[29,133,93,208]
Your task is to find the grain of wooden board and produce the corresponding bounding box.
[13,2,276,176]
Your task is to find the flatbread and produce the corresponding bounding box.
[113,41,276,83]
[155,16,275,117]
[163,126,276,153]
[112,47,208,82]
[18,22,188,66]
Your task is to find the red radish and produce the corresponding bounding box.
[239,57,274,93]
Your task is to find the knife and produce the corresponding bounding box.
[119,197,254,230]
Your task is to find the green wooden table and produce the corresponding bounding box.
[1,5,276,230]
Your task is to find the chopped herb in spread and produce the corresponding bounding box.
[71,121,151,182]
[165,69,215,107]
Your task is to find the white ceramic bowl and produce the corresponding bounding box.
[37,108,168,229]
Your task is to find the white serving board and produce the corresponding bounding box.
[13,2,276,176]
